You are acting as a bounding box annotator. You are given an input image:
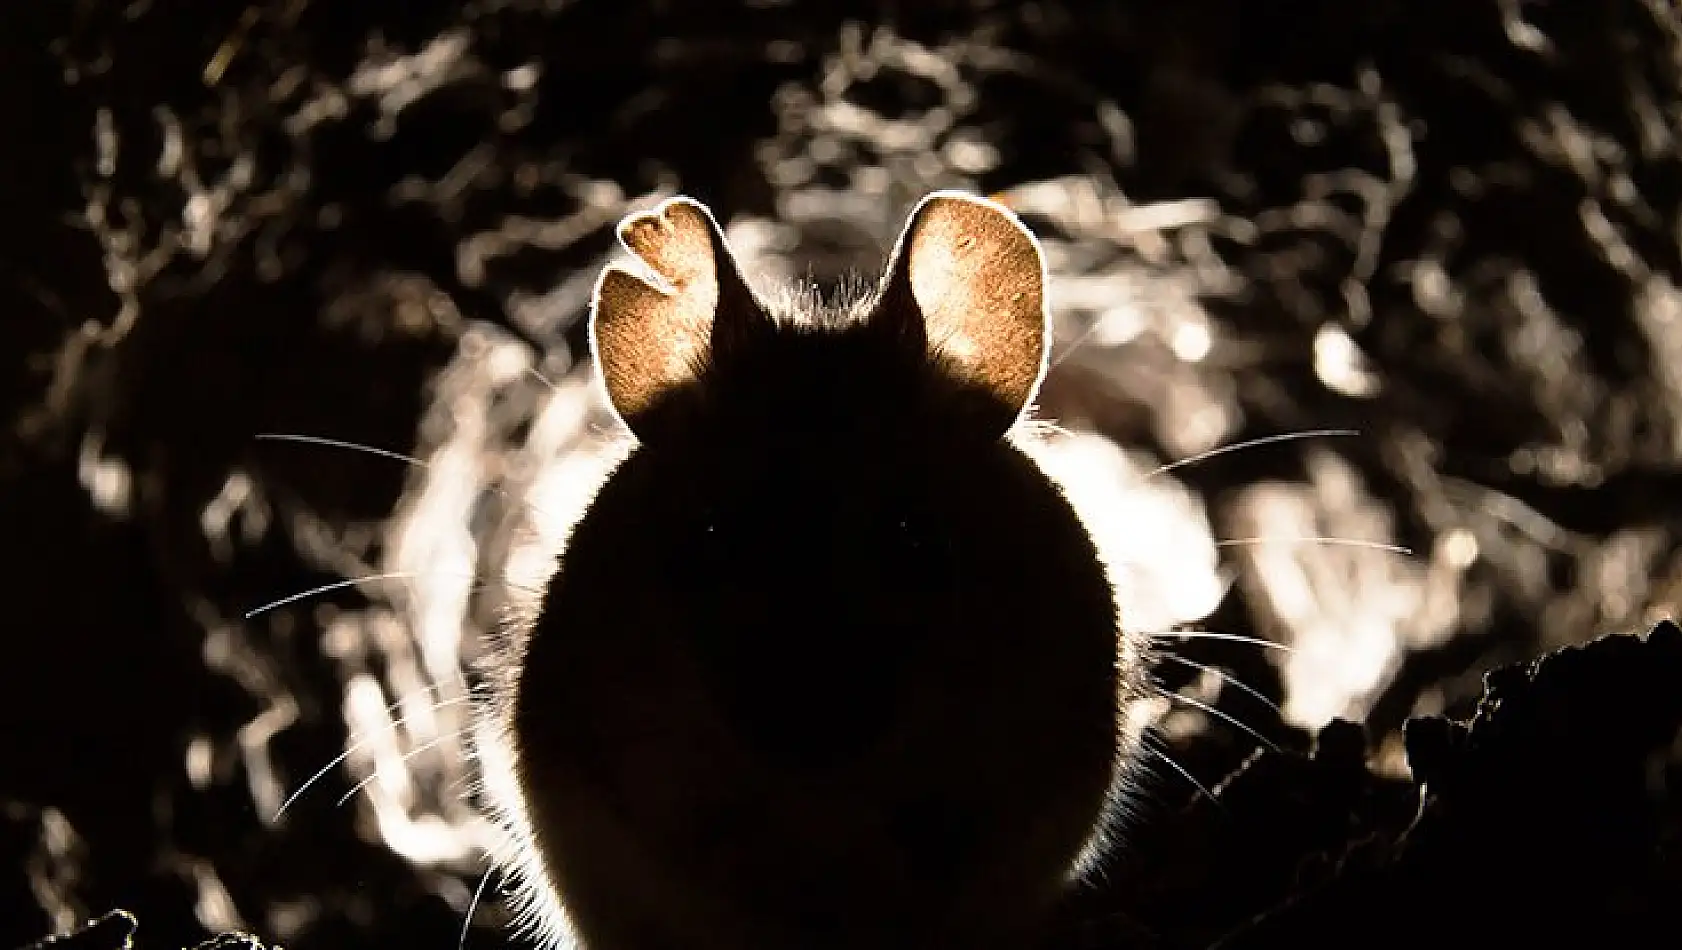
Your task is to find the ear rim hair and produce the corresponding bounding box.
[870,190,1053,431]
[587,195,765,437]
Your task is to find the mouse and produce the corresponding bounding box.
[471,190,1149,950]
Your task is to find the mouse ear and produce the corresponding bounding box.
[590,196,765,432]
[873,191,1050,423]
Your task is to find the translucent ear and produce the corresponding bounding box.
[589,196,763,431]
[872,191,1051,418]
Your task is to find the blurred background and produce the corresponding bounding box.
[3,1,1681,948]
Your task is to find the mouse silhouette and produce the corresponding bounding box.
[475,191,1143,950]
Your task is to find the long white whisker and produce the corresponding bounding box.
[1156,654,1280,713]
[1161,688,1281,753]
[247,571,542,621]
[1215,536,1412,555]
[460,864,496,950]
[526,365,561,392]
[1143,428,1360,480]
[272,693,474,821]
[335,729,465,808]
[1048,314,1109,370]
[1142,733,1221,810]
[255,432,431,470]
[255,431,559,526]
[244,570,482,619]
[1153,630,1295,653]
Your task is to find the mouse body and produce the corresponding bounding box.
[476,192,1143,950]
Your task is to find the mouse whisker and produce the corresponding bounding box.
[1142,428,1360,480]
[1140,731,1222,811]
[1154,654,1280,714]
[243,570,490,619]
[334,727,468,809]
[1047,313,1109,370]
[273,692,474,821]
[253,431,555,520]
[1215,535,1412,555]
[525,365,561,393]
[255,432,433,469]
[460,864,497,950]
[1151,629,1295,653]
[1157,686,1281,753]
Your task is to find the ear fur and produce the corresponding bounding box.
[589,196,763,432]
[873,191,1051,421]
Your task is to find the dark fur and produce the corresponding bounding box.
[503,197,1129,950]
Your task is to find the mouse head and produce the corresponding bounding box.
[566,192,1114,772]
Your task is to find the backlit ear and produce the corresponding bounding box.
[589,196,764,432]
[873,191,1050,420]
